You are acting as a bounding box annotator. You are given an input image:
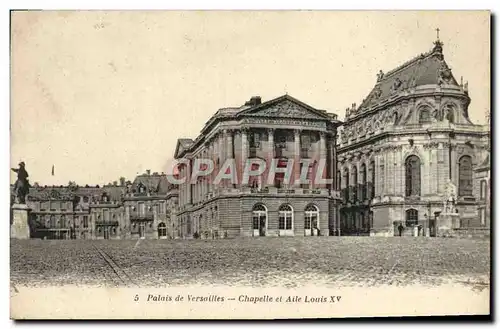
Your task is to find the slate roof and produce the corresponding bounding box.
[132,173,172,194]
[358,40,459,111]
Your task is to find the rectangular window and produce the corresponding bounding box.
[480,208,486,226]
[83,216,89,228]
[138,202,145,216]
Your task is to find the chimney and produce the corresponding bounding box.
[244,96,262,106]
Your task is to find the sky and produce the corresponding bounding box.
[10,11,490,186]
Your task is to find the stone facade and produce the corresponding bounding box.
[174,94,342,238]
[23,173,179,240]
[337,39,490,237]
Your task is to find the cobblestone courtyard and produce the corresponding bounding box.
[10,237,490,289]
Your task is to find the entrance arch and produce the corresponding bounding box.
[252,204,267,237]
[278,204,294,236]
[158,222,167,239]
[304,204,319,236]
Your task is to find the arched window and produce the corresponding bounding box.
[343,168,349,202]
[405,155,421,197]
[445,105,455,123]
[480,180,487,200]
[352,166,358,202]
[360,163,367,200]
[419,108,431,123]
[278,204,293,233]
[158,222,167,238]
[405,209,418,226]
[304,204,319,235]
[458,155,473,196]
[370,160,376,198]
[252,204,267,236]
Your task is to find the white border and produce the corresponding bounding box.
[2,2,498,328]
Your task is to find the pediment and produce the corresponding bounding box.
[240,96,330,121]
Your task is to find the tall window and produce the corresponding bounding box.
[158,222,167,237]
[480,208,486,226]
[50,215,56,228]
[83,216,89,228]
[405,209,418,227]
[278,204,293,230]
[343,168,349,201]
[419,108,431,123]
[138,202,145,216]
[370,160,375,198]
[304,204,319,230]
[458,155,473,196]
[352,166,358,202]
[405,155,421,197]
[252,204,267,230]
[360,163,367,200]
[445,105,455,123]
[336,171,341,190]
[60,215,66,228]
[480,180,487,200]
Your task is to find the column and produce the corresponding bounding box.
[187,159,193,205]
[293,129,301,187]
[226,130,234,188]
[431,147,438,195]
[450,143,457,184]
[241,128,248,187]
[386,150,393,195]
[267,128,275,187]
[267,128,275,160]
[437,143,444,194]
[394,147,403,196]
[226,129,234,159]
[217,132,224,191]
[318,132,327,189]
[331,134,337,192]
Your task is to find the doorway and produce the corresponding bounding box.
[139,223,146,239]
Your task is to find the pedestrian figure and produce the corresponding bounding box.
[398,223,404,237]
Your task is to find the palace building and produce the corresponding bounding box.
[21,172,179,240]
[174,94,342,238]
[336,37,490,236]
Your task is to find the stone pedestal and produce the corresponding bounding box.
[11,204,31,239]
[437,213,460,237]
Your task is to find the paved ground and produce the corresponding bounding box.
[10,237,490,289]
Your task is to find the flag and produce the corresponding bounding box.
[51,165,54,176]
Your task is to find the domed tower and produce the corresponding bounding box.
[337,34,489,237]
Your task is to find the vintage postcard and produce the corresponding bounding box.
[9,10,491,319]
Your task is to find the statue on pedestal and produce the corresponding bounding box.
[442,179,457,214]
[11,162,30,204]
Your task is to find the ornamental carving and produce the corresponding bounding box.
[247,100,324,120]
[437,61,454,86]
[422,142,440,149]
[241,118,325,128]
